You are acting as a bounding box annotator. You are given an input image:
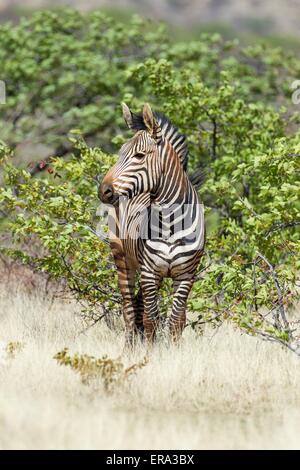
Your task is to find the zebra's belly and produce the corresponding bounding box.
[140,238,203,277]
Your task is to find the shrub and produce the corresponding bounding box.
[54,348,148,391]
[1,134,120,324]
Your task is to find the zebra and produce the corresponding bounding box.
[98,103,205,345]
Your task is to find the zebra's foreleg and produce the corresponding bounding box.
[169,277,194,341]
[141,269,161,344]
[116,264,137,347]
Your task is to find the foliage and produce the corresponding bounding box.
[0,9,300,352]
[54,348,148,391]
[0,340,24,365]
[190,133,300,347]
[5,341,24,358]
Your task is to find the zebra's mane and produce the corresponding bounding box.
[130,111,189,171]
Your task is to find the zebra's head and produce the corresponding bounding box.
[99,103,163,205]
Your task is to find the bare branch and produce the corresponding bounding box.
[265,221,300,238]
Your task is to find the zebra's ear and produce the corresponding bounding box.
[142,103,159,138]
[121,102,134,129]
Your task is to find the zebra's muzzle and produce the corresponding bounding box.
[98,182,119,205]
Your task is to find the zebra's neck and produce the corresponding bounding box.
[147,141,198,243]
[153,141,192,208]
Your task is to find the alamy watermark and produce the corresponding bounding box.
[96,197,204,244]
[291,80,300,105]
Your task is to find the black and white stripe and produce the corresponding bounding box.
[99,103,205,344]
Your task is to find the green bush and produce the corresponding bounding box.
[1,134,119,324]
[0,9,299,352]
[0,9,166,160]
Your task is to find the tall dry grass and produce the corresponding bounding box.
[0,281,300,450]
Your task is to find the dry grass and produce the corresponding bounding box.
[0,282,300,450]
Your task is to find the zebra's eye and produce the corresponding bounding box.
[134,153,145,159]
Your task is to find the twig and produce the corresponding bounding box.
[265,221,300,238]
[256,252,290,335]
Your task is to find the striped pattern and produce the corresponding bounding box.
[99,104,205,345]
